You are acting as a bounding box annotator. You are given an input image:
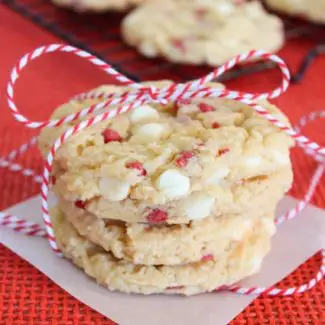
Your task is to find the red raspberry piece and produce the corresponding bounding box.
[75,200,86,209]
[172,39,186,53]
[212,122,220,129]
[195,8,207,20]
[179,99,191,105]
[102,128,122,144]
[126,161,147,176]
[201,254,214,261]
[199,103,214,112]
[146,209,168,223]
[217,148,230,156]
[175,151,195,168]
[51,175,56,185]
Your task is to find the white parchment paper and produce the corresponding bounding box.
[1,195,324,325]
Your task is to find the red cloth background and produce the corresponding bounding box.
[0,5,324,324]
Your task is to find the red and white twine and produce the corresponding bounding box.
[0,43,324,296]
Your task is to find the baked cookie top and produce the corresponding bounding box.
[52,0,146,12]
[122,0,284,66]
[265,0,325,24]
[38,81,293,223]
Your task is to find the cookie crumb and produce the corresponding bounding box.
[217,148,230,156]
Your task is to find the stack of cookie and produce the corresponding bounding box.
[38,81,294,295]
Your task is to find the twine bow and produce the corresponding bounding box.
[1,44,324,296]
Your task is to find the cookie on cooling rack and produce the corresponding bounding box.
[121,0,284,66]
[51,0,146,12]
[52,207,275,295]
[265,0,325,25]
[58,196,280,265]
[38,81,294,224]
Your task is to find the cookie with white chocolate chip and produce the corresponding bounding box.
[52,207,275,295]
[58,196,279,265]
[38,81,294,224]
[265,0,325,24]
[52,0,146,12]
[121,0,284,66]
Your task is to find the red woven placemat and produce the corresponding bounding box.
[0,5,325,325]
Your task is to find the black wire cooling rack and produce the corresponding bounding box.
[3,0,325,83]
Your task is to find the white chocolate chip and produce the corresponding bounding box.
[244,156,263,167]
[133,123,166,140]
[207,167,230,184]
[216,3,233,15]
[155,169,190,199]
[183,194,215,220]
[130,105,159,124]
[99,177,130,201]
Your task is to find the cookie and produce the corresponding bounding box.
[265,0,325,24]
[51,0,146,12]
[38,81,294,224]
[52,207,275,295]
[58,196,276,265]
[54,166,292,224]
[121,0,284,66]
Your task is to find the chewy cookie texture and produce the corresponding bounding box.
[39,81,294,295]
[59,196,277,265]
[122,0,284,66]
[53,207,275,295]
